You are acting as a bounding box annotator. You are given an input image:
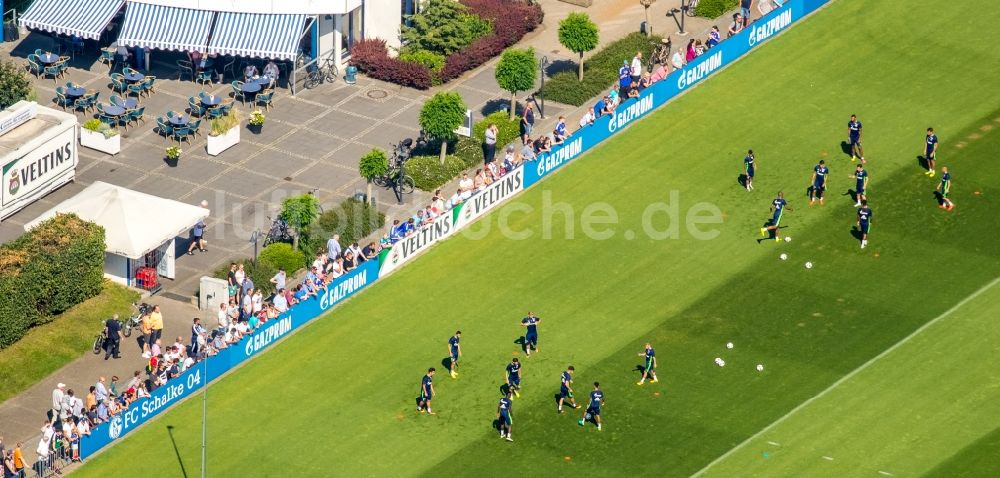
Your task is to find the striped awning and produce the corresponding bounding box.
[19,0,124,40]
[207,12,308,61]
[118,2,215,52]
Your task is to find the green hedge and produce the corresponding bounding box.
[408,154,466,191]
[452,111,522,167]
[695,0,739,18]
[313,198,386,247]
[541,32,660,106]
[258,243,307,272]
[0,214,106,348]
[213,258,279,295]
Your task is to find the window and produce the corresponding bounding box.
[341,7,364,58]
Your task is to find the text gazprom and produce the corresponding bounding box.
[608,95,654,133]
[244,317,292,356]
[748,9,792,46]
[678,52,723,90]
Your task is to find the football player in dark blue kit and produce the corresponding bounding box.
[760,192,793,242]
[505,358,522,398]
[417,368,436,415]
[497,390,514,441]
[578,382,605,431]
[810,160,829,206]
[558,366,577,413]
[743,149,756,191]
[520,312,541,356]
[925,127,939,177]
[848,114,865,163]
[447,331,462,379]
[636,343,659,385]
[849,164,869,207]
[856,200,873,249]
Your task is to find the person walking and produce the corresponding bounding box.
[104,314,124,360]
[483,123,498,164]
[149,305,164,344]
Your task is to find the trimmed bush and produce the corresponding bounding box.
[541,32,660,106]
[451,111,521,167]
[313,198,386,247]
[258,243,307,273]
[349,40,434,90]
[0,213,105,348]
[349,38,390,72]
[213,257,278,295]
[399,49,447,76]
[408,154,467,191]
[695,0,739,18]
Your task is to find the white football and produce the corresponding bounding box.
[715,358,725,367]
[805,262,813,269]
[756,364,764,371]
[784,236,791,242]
[726,342,734,349]
[779,253,788,260]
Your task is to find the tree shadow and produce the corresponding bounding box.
[481,98,513,117]
[545,59,577,77]
[165,425,189,478]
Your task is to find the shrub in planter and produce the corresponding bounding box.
[257,242,307,272]
[82,119,119,139]
[408,154,466,191]
[695,0,739,18]
[313,198,386,247]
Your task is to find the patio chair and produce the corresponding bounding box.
[26,59,42,78]
[166,110,175,120]
[223,58,237,82]
[176,60,194,81]
[110,73,127,93]
[188,97,205,117]
[96,104,116,126]
[189,119,202,138]
[74,91,98,114]
[110,95,124,107]
[205,105,225,120]
[127,81,145,98]
[172,126,191,145]
[255,90,274,111]
[196,70,213,86]
[58,55,71,64]
[122,66,139,77]
[142,76,157,95]
[155,117,173,142]
[53,87,72,110]
[128,106,146,127]
[219,98,235,114]
[34,49,43,57]
[98,48,116,71]
[230,81,245,104]
[43,65,62,83]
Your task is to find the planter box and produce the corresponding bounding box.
[206,126,240,156]
[79,128,121,155]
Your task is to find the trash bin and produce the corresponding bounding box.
[345,65,358,84]
[641,21,648,35]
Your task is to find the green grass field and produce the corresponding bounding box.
[75,0,1000,476]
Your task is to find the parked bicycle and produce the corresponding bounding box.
[123,302,151,337]
[263,215,294,246]
[648,37,672,71]
[684,0,699,16]
[374,139,416,196]
[92,323,107,355]
[304,55,339,89]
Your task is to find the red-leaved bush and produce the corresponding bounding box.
[350,0,543,87]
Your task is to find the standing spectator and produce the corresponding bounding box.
[240,275,255,300]
[579,109,595,130]
[60,390,74,424]
[685,39,699,63]
[217,303,230,331]
[671,48,686,70]
[630,51,643,85]
[348,242,364,263]
[191,318,206,357]
[483,123,498,164]
[520,103,535,145]
[459,173,474,199]
[617,60,632,99]
[104,314,123,360]
[36,422,53,472]
[326,234,342,260]
[95,377,109,404]
[51,383,66,422]
[85,387,96,413]
[233,263,246,301]
[251,290,264,316]
[520,142,536,163]
[149,305,164,344]
[140,310,153,357]
[270,268,286,291]
[273,289,289,312]
[226,263,239,299]
[12,443,25,476]
[707,25,722,48]
[740,0,753,27]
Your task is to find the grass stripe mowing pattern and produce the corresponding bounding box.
[75,0,1000,476]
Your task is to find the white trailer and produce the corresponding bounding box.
[0,101,78,221]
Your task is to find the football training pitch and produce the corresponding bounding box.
[76,1,1000,476]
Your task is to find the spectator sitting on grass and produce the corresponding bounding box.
[520,141,537,162]
[459,173,474,198]
[707,25,721,48]
[671,49,685,70]
[503,145,518,172]
[650,63,668,83]
[553,116,569,144]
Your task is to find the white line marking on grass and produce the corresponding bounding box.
[822,456,834,461]
[691,276,1000,477]
[878,471,894,476]
[766,441,781,446]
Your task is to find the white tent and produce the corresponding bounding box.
[24,181,210,287]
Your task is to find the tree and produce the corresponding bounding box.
[358,148,389,206]
[400,0,486,56]
[494,48,538,120]
[280,193,321,253]
[0,59,34,110]
[419,92,468,164]
[558,13,600,82]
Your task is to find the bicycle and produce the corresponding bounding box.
[647,37,672,70]
[303,55,339,89]
[123,302,151,338]
[374,140,416,195]
[263,215,294,246]
[685,0,699,16]
[92,322,108,355]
